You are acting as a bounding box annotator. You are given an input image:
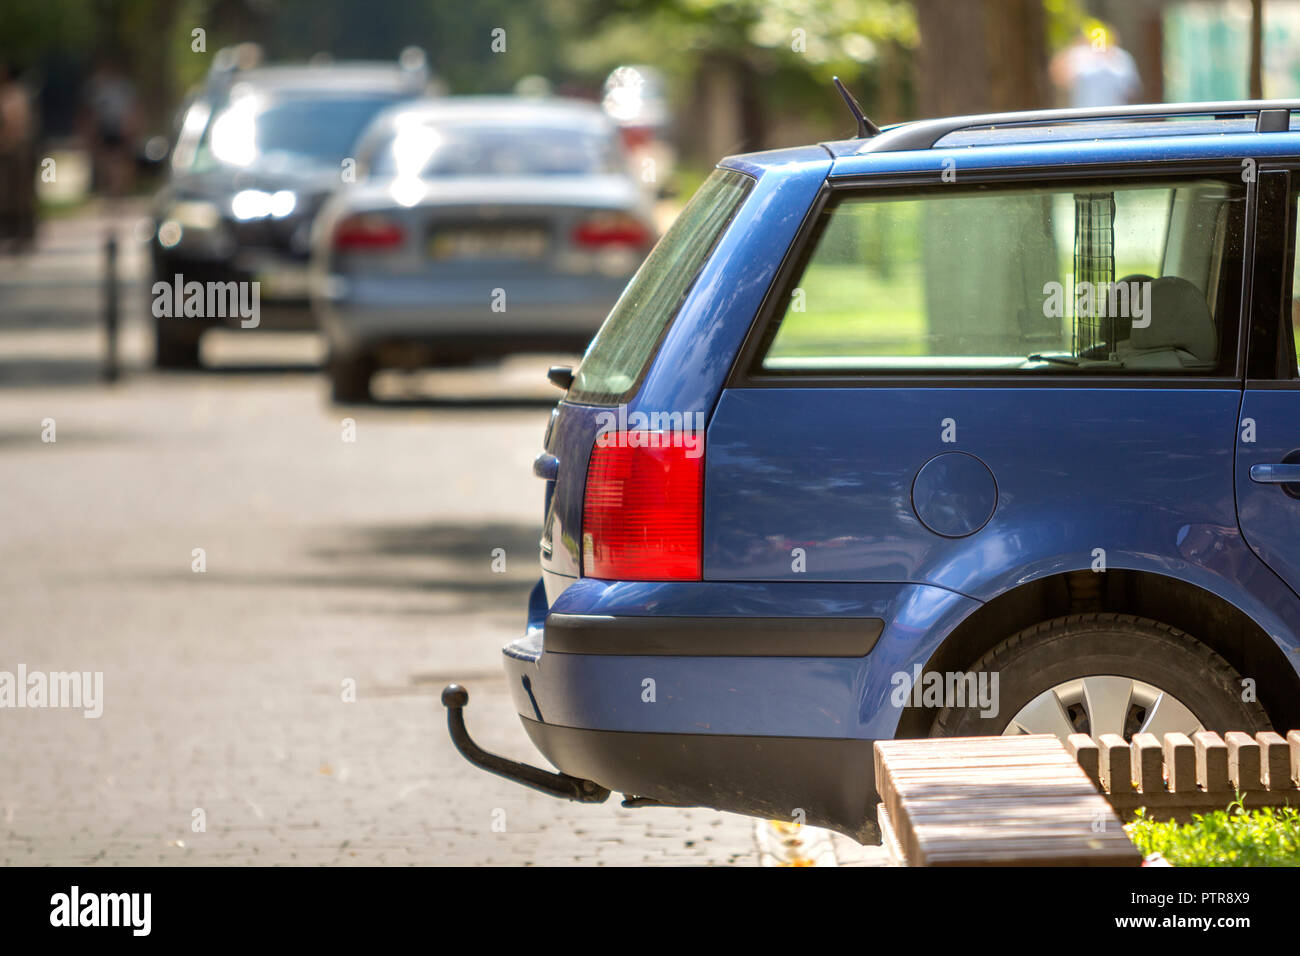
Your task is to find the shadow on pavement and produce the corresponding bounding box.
[124,521,543,615]
[0,359,324,387]
[0,358,113,388]
[314,520,542,561]
[184,362,322,376]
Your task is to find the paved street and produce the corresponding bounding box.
[0,205,885,866]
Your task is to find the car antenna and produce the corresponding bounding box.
[832,76,881,138]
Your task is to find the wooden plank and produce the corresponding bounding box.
[875,735,1064,756]
[1225,731,1261,792]
[1163,732,1196,792]
[1195,731,1229,793]
[885,761,1103,776]
[1098,734,1131,794]
[876,802,905,865]
[1256,731,1293,791]
[875,735,1140,867]
[885,757,1103,776]
[1130,732,1164,793]
[873,740,893,827]
[1290,731,1300,789]
[877,738,1067,750]
[1068,733,1100,788]
[905,812,1128,829]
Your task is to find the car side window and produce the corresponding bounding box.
[757,177,1245,376]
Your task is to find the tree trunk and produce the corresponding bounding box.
[915,0,990,117]
[913,0,1055,360]
[1250,0,1264,99]
[915,0,1048,117]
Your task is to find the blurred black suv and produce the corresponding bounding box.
[149,53,427,367]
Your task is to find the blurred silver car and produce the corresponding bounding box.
[310,96,656,401]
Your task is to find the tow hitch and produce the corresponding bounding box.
[441,684,611,803]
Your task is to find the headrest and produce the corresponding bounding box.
[1129,275,1217,363]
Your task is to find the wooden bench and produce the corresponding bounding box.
[874,734,1142,866]
[1066,729,1300,822]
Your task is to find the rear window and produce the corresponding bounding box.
[198,92,406,171]
[568,167,753,404]
[368,124,622,178]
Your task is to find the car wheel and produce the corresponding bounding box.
[329,352,373,403]
[931,613,1270,742]
[154,319,202,369]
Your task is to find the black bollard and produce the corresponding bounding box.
[103,231,119,383]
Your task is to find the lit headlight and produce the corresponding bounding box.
[268,190,296,217]
[231,189,297,221]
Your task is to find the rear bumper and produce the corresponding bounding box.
[154,302,316,333]
[316,273,625,354]
[521,718,879,843]
[482,578,981,843]
[501,618,885,841]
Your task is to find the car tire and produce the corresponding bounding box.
[931,613,1270,739]
[329,352,373,403]
[154,319,202,369]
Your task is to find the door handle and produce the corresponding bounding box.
[1248,463,1300,484]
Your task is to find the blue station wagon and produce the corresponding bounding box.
[443,98,1300,843]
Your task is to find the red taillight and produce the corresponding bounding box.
[333,214,405,251]
[582,432,703,581]
[618,126,655,151]
[572,212,652,249]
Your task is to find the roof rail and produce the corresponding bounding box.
[865,100,1300,152]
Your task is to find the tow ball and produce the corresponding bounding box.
[440,684,611,803]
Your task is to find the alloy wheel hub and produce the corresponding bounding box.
[1002,675,1203,743]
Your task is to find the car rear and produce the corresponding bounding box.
[486,155,897,840]
[312,101,656,376]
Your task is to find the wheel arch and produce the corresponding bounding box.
[893,569,1300,737]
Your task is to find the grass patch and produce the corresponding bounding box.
[1125,799,1300,867]
[770,265,929,357]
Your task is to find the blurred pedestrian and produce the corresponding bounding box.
[79,56,140,197]
[0,63,37,252]
[1050,26,1142,108]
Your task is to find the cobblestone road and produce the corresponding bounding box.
[0,205,886,866]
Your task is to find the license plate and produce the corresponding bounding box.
[428,226,548,261]
[253,267,312,299]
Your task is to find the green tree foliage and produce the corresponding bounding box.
[0,0,95,70]
[2,1,1085,150]
[572,0,917,145]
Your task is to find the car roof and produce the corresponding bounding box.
[722,100,1300,180]
[370,95,613,132]
[228,63,422,95]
